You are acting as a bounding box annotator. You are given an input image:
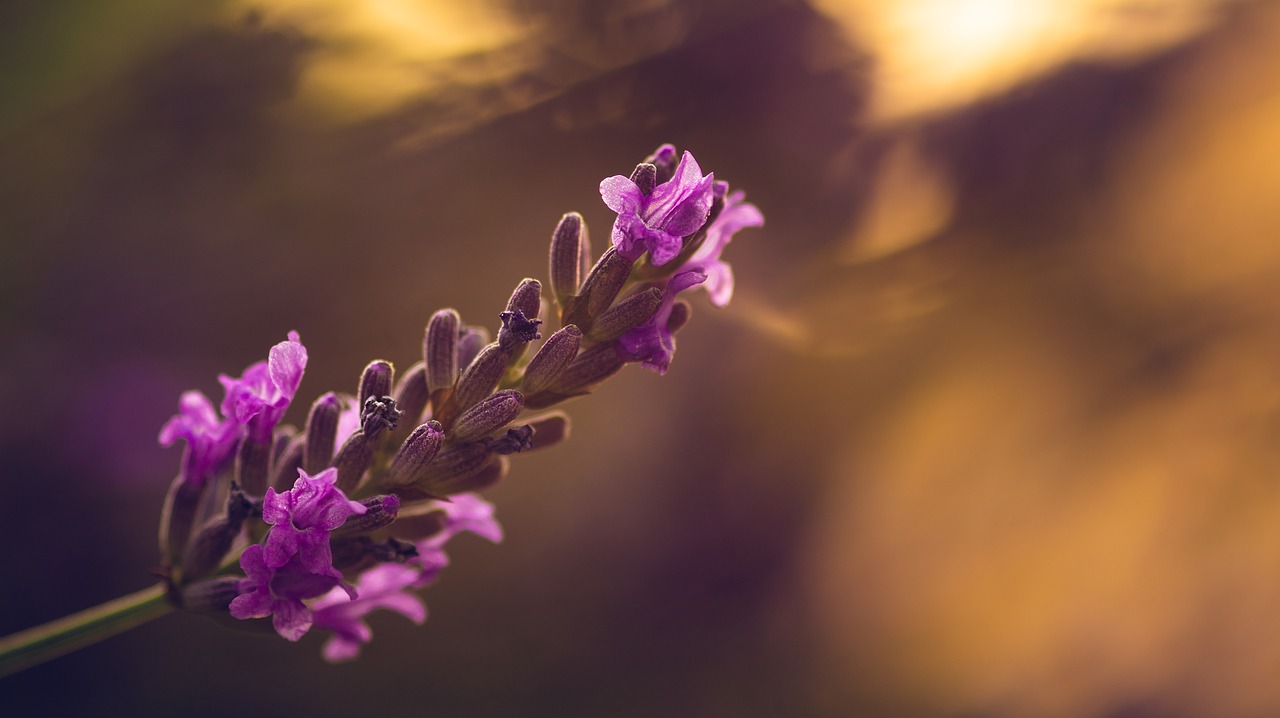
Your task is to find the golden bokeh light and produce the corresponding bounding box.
[813,0,1246,122]
[221,0,527,123]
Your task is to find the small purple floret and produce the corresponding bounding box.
[261,467,367,572]
[231,467,365,641]
[218,331,308,443]
[601,149,716,266]
[616,171,763,372]
[619,269,707,374]
[305,493,502,661]
[684,185,764,307]
[311,563,426,662]
[230,545,343,641]
[158,390,241,487]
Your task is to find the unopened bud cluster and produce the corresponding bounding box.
[157,145,762,661]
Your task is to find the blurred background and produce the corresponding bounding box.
[3,0,1280,715]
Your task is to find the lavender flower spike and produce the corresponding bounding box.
[600,148,716,266]
[219,331,308,443]
[261,467,367,573]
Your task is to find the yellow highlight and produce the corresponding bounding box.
[223,0,526,123]
[812,0,1243,122]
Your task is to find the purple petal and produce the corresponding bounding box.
[272,599,313,641]
[321,632,366,662]
[158,391,219,446]
[600,175,643,215]
[655,172,716,240]
[312,563,427,662]
[268,331,307,403]
[701,260,734,308]
[268,556,342,600]
[334,395,360,448]
[263,526,302,569]
[261,486,289,525]
[439,493,504,544]
[228,590,274,620]
[644,229,683,267]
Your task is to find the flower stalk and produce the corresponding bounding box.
[0,584,171,679]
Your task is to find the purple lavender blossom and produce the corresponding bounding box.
[305,493,502,661]
[230,544,349,641]
[158,390,240,486]
[600,148,716,266]
[684,184,765,307]
[413,492,504,584]
[619,270,707,374]
[311,563,426,662]
[231,468,365,640]
[261,467,367,573]
[617,178,763,373]
[333,394,361,449]
[218,331,308,443]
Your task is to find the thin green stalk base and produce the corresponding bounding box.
[0,584,172,679]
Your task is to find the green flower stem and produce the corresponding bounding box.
[0,584,172,678]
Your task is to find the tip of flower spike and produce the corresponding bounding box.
[497,309,542,353]
[361,395,402,437]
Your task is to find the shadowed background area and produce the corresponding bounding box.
[3,0,1280,715]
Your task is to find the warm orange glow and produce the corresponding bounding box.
[222,0,526,123]
[813,0,1246,122]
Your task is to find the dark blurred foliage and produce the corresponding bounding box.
[3,0,1280,716]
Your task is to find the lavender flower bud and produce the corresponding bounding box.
[330,537,373,570]
[521,325,582,394]
[358,360,394,407]
[182,485,252,580]
[424,309,460,397]
[457,324,490,369]
[416,442,493,495]
[587,287,663,343]
[386,421,445,487]
[235,436,271,497]
[498,278,543,356]
[388,511,448,542]
[429,454,508,496]
[270,435,305,492]
[645,143,678,184]
[270,426,297,466]
[451,390,524,443]
[506,278,542,322]
[527,342,626,407]
[486,425,534,454]
[549,212,589,306]
[303,392,343,473]
[159,476,204,565]
[498,309,542,354]
[442,343,507,427]
[331,537,417,571]
[629,162,657,196]
[332,494,401,538]
[392,362,430,430]
[333,430,374,493]
[361,394,402,438]
[179,576,241,613]
[581,248,635,319]
[667,300,692,334]
[522,412,570,451]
